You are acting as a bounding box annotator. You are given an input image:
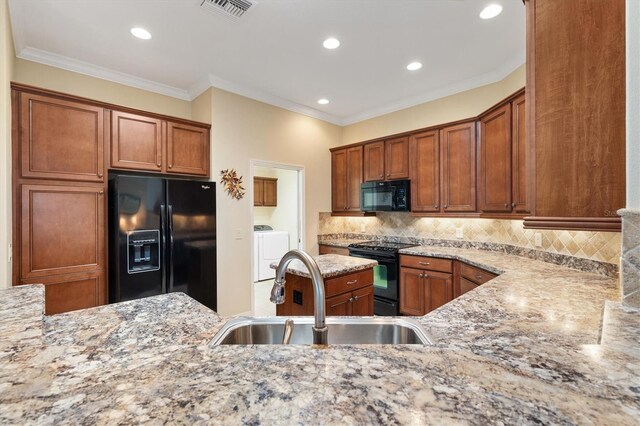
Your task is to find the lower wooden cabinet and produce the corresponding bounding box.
[33,272,103,315]
[399,266,453,316]
[318,245,349,256]
[277,269,374,316]
[400,255,498,314]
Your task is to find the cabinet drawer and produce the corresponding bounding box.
[319,245,349,256]
[459,277,480,297]
[325,269,373,298]
[400,255,452,273]
[460,263,497,285]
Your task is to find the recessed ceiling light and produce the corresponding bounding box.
[323,38,340,49]
[130,27,152,40]
[318,98,330,105]
[407,62,423,71]
[479,4,503,19]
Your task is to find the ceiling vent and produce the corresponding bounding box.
[200,0,255,20]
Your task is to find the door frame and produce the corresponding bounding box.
[249,159,305,315]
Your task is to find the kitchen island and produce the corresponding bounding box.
[0,248,638,424]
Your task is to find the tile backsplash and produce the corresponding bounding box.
[319,212,621,265]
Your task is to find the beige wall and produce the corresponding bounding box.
[13,59,192,119]
[192,88,341,316]
[1,0,15,288]
[342,64,525,145]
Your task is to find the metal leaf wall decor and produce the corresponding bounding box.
[220,169,245,200]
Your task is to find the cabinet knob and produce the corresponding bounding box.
[353,295,360,301]
[434,205,438,209]
[419,273,424,278]
[98,190,104,195]
[379,174,383,178]
[98,172,103,178]
[387,173,390,177]
[168,164,173,169]
[444,204,448,209]
[511,202,516,208]
[349,297,354,303]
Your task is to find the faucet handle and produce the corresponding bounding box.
[270,280,286,304]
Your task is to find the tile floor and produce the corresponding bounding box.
[253,279,276,316]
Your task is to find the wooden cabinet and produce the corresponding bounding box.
[363,141,385,182]
[479,104,512,213]
[318,245,349,256]
[410,130,440,213]
[111,111,210,177]
[166,121,209,176]
[385,136,410,180]
[478,93,531,215]
[12,84,212,314]
[19,92,105,182]
[440,121,477,212]
[277,269,374,317]
[110,110,163,173]
[331,146,363,213]
[363,138,409,182]
[454,262,497,298]
[253,177,277,206]
[399,256,453,315]
[524,0,625,231]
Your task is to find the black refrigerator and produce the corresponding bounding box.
[108,174,217,311]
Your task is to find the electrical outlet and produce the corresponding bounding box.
[534,233,542,247]
[360,223,366,233]
[455,228,464,239]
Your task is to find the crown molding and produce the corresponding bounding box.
[339,53,526,126]
[16,47,192,101]
[189,74,344,125]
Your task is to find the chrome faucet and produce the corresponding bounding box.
[270,249,328,345]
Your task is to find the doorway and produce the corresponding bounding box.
[250,160,304,316]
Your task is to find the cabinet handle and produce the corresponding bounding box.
[423,273,428,279]
[419,273,424,278]
[379,174,383,178]
[444,204,448,209]
[419,261,430,266]
[353,295,360,301]
[434,205,438,209]
[511,202,516,208]
[387,173,390,177]
[346,280,358,285]
[349,297,354,303]
[475,275,484,280]
[168,164,173,169]
[98,190,104,195]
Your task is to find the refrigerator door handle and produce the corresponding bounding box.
[168,204,174,292]
[160,204,167,294]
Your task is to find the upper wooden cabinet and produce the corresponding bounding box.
[166,121,210,176]
[110,110,163,173]
[479,104,512,213]
[440,121,477,213]
[110,111,210,177]
[410,130,440,213]
[18,92,105,182]
[524,0,625,231]
[254,177,277,207]
[363,138,409,182]
[511,93,531,214]
[363,141,385,182]
[332,146,363,213]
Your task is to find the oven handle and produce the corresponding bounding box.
[349,250,398,260]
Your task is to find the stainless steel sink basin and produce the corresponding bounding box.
[209,317,432,346]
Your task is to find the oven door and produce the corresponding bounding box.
[348,250,398,301]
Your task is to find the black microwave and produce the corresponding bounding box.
[361,180,411,212]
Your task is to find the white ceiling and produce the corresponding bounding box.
[8,0,525,125]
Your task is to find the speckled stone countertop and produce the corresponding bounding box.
[1,246,639,424]
[269,254,377,279]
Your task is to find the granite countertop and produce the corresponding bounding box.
[269,254,377,279]
[1,246,639,424]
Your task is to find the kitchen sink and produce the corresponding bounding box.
[209,317,432,346]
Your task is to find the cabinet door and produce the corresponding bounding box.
[19,271,103,315]
[385,136,409,180]
[351,286,374,316]
[254,177,264,206]
[458,277,479,298]
[345,146,363,211]
[410,130,440,212]
[363,141,385,182]
[399,267,425,316]
[262,178,277,206]
[20,184,105,279]
[111,110,163,172]
[19,92,104,182]
[331,149,348,212]
[326,292,353,316]
[425,270,453,313]
[511,94,531,214]
[441,122,477,212]
[166,121,210,176]
[479,104,512,212]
